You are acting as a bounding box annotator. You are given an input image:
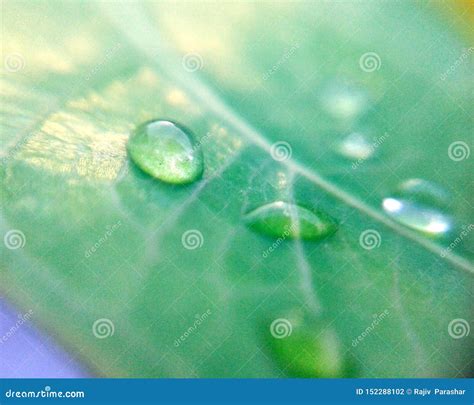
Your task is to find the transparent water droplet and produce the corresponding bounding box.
[337,132,375,160]
[322,82,369,120]
[268,314,349,377]
[382,179,452,236]
[127,120,203,184]
[244,201,338,241]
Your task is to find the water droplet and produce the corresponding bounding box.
[244,201,338,241]
[267,314,349,377]
[382,179,452,236]
[127,120,203,184]
[322,82,369,120]
[337,132,374,160]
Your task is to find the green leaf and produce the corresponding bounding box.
[1,1,473,377]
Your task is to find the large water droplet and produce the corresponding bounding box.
[127,120,203,184]
[337,132,375,160]
[244,201,338,241]
[382,179,452,236]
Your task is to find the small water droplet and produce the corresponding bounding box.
[382,179,452,236]
[337,132,375,160]
[127,120,203,184]
[267,314,349,377]
[322,82,369,120]
[244,201,338,241]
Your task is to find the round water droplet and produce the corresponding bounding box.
[267,314,350,377]
[244,201,338,241]
[337,132,374,160]
[382,179,452,236]
[127,120,203,184]
[322,82,369,120]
